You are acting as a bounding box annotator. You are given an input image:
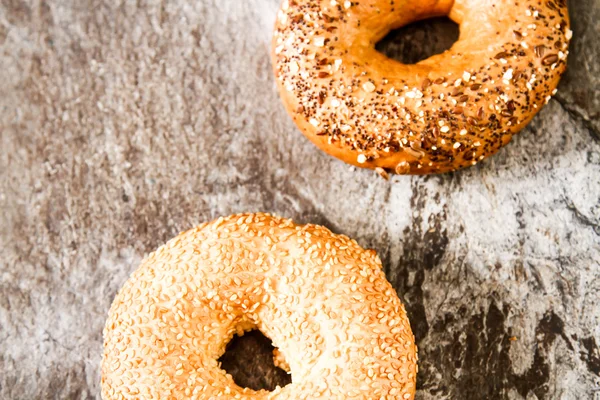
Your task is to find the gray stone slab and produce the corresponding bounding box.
[1,0,598,399]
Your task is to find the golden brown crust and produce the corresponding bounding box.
[272,0,571,174]
[102,213,417,399]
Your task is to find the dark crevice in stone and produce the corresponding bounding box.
[417,301,577,399]
[580,336,600,376]
[393,181,449,342]
[513,311,567,399]
[564,198,600,236]
[554,96,600,142]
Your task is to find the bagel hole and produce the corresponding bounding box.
[218,329,291,391]
[375,17,459,64]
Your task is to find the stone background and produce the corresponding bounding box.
[1,0,599,399]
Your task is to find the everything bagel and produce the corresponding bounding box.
[272,0,571,174]
[102,213,417,399]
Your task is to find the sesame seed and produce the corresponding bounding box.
[362,82,376,93]
[542,54,559,66]
[375,167,389,180]
[395,161,410,174]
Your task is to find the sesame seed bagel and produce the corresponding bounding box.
[102,213,417,399]
[272,0,571,175]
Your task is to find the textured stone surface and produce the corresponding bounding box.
[1,0,599,399]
